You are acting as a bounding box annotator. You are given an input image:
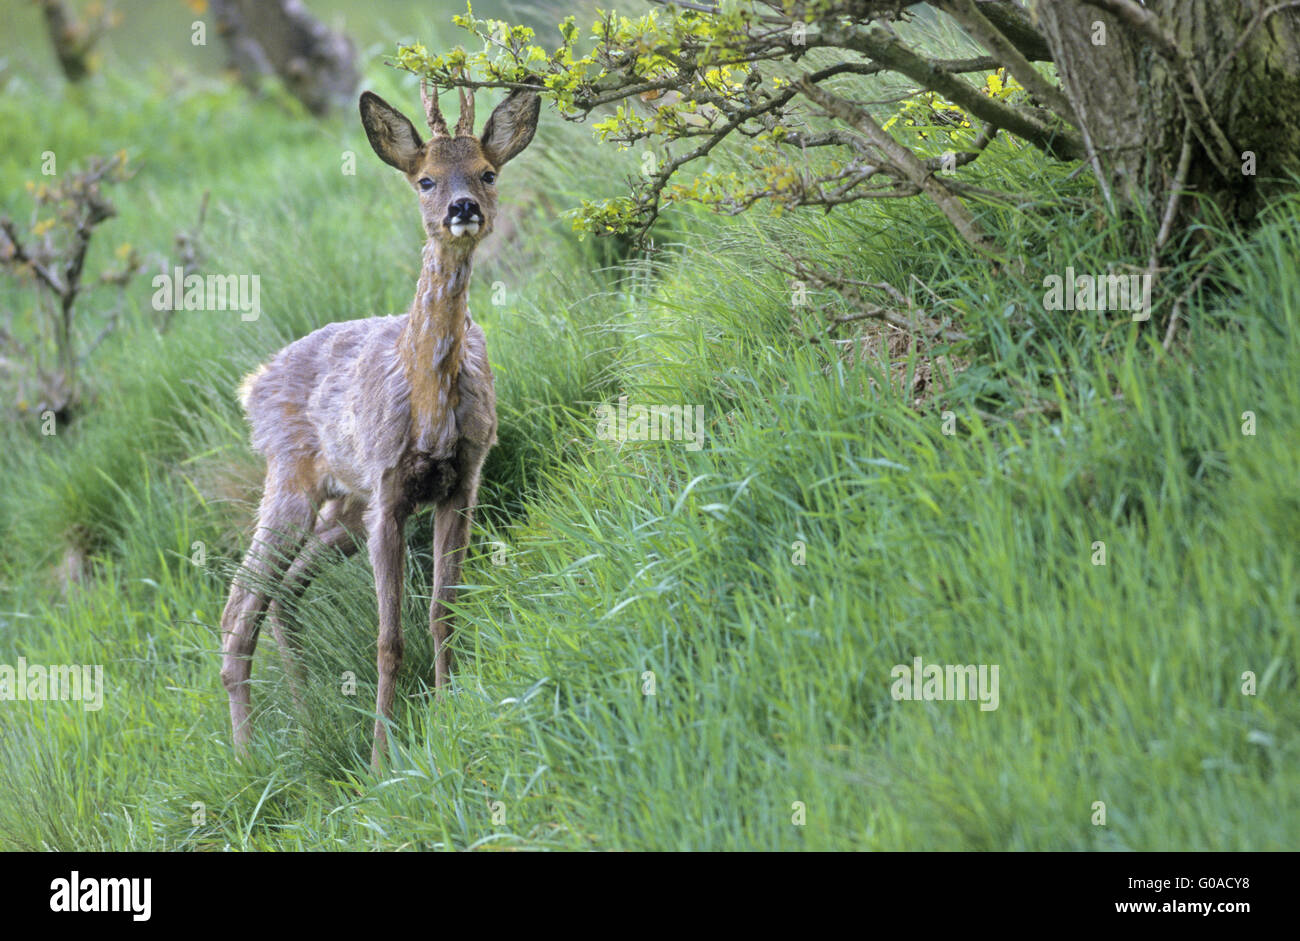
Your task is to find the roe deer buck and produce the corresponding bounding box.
[219,78,540,769]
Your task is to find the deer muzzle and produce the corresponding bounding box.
[445,197,484,238]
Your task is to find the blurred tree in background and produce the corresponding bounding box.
[209,0,358,116]
[35,0,121,83]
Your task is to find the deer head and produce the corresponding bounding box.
[360,78,540,252]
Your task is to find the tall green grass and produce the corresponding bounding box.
[0,4,1295,850]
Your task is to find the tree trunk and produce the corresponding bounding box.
[210,0,357,117]
[38,0,108,83]
[1030,0,1300,225]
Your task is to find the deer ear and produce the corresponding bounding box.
[480,85,541,167]
[360,91,424,173]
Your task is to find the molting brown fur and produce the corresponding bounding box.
[219,79,540,770]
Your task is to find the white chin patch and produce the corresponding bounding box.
[449,221,480,238]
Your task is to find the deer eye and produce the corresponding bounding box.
[481,171,496,184]
[418,177,435,191]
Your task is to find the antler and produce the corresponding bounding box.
[454,67,476,137]
[421,71,475,138]
[420,78,450,138]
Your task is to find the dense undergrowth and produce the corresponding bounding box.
[0,1,1295,850]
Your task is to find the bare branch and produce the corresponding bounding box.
[935,0,1076,122]
[798,76,1003,258]
[975,0,1054,61]
[0,217,66,295]
[778,256,969,340]
[922,123,999,171]
[1163,270,1207,351]
[815,22,1085,161]
[1147,119,1194,275]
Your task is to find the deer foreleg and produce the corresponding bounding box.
[367,505,407,770]
[430,488,475,691]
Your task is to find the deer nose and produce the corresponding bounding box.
[445,198,483,226]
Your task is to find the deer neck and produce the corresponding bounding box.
[400,240,473,454]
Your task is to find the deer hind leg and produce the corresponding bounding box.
[430,485,477,691]
[220,477,314,754]
[266,496,367,711]
[366,501,409,771]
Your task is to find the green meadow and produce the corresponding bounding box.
[0,1,1295,850]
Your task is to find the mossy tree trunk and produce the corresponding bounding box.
[1031,0,1300,225]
